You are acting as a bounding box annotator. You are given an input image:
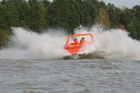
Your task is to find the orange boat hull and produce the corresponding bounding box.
[64,45,81,55]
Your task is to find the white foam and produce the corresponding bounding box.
[0,28,67,59]
[76,25,140,59]
[0,26,140,59]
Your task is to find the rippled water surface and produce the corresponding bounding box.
[0,59,140,93]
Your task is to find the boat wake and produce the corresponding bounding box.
[0,25,140,60]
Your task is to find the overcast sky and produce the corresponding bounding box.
[100,0,140,8]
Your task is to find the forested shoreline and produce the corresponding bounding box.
[0,0,140,48]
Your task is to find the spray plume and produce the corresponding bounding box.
[0,25,140,60]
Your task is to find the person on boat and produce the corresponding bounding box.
[80,37,86,47]
[69,38,80,47]
[73,38,79,45]
[65,38,80,49]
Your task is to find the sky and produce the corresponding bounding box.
[100,0,140,8]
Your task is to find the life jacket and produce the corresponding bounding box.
[73,39,80,47]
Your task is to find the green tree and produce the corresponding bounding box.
[107,3,122,28]
[0,0,19,29]
[28,0,46,32]
[81,0,97,26]
[48,0,81,33]
[133,5,140,21]
[119,8,140,39]
[13,0,30,27]
[0,3,8,29]
[96,7,110,29]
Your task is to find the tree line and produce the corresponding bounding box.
[0,0,140,48]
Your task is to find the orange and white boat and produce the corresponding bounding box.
[64,33,94,59]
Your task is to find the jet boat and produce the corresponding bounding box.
[63,33,94,59]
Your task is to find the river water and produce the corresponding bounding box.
[0,58,140,93]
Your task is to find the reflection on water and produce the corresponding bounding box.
[0,59,140,93]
